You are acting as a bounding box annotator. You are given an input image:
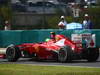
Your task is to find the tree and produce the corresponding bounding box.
[0,0,12,29]
[96,0,100,5]
[19,0,28,4]
[57,0,75,4]
[88,7,100,29]
[80,7,100,29]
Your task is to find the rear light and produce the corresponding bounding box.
[71,47,75,51]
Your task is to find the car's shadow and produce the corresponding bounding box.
[27,58,100,63]
[0,58,100,64]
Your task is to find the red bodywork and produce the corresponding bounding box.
[1,34,99,62]
[15,34,81,60]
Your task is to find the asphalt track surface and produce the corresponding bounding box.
[0,55,100,68]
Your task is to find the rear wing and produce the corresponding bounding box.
[71,33,96,48]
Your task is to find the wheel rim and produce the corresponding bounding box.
[6,47,15,59]
[59,48,67,61]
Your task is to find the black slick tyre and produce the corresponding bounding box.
[86,48,99,62]
[58,46,72,63]
[6,45,21,62]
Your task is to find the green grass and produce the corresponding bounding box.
[0,64,100,75]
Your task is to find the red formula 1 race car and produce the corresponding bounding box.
[5,32,99,62]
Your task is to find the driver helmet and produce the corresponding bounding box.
[50,32,56,40]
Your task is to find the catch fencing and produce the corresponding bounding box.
[0,29,100,48]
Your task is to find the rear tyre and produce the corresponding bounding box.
[58,46,72,63]
[86,48,99,62]
[6,45,21,62]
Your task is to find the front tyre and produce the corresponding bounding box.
[58,46,72,63]
[86,48,99,62]
[6,45,21,62]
